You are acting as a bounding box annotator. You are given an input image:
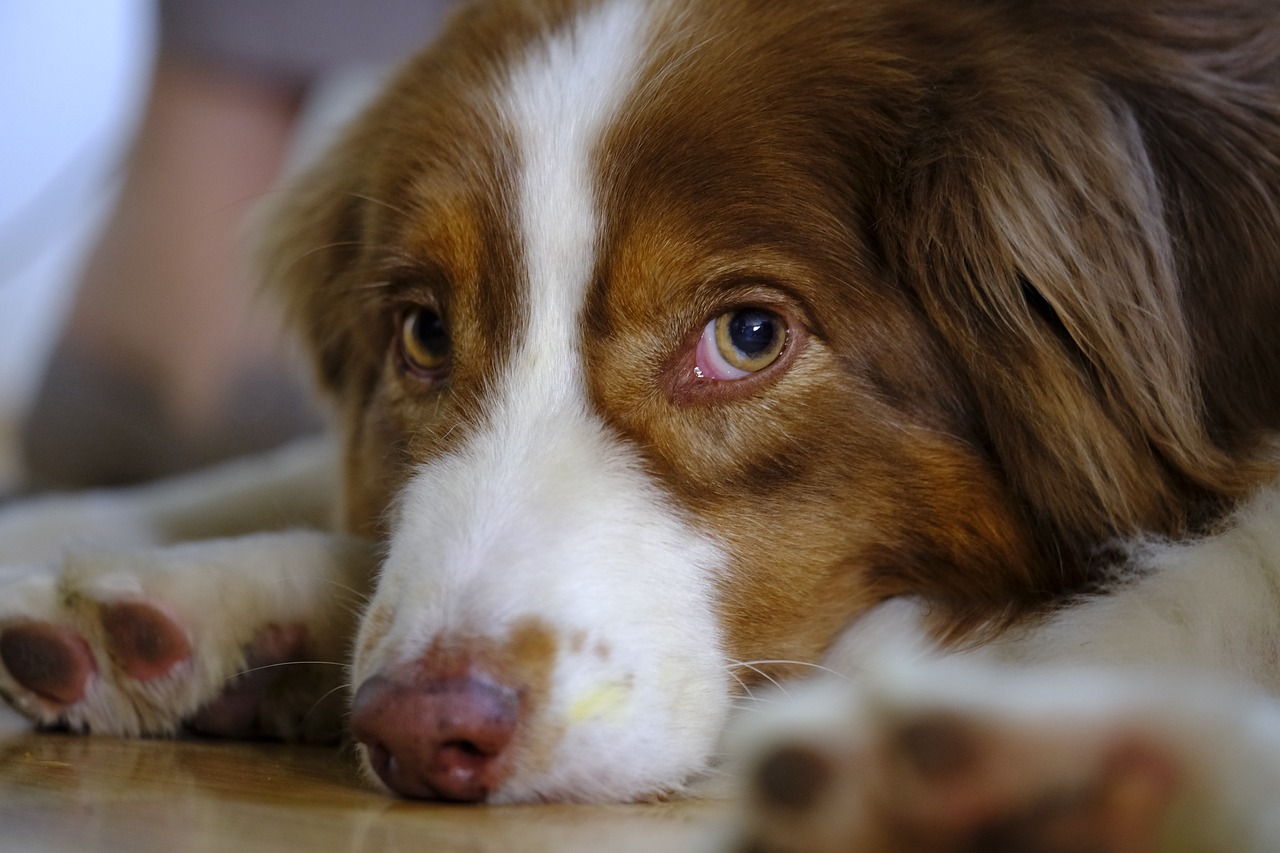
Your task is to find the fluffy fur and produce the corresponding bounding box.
[2,0,1279,846]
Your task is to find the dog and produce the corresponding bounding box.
[2,0,1280,847]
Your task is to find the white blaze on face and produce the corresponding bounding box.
[353,0,732,803]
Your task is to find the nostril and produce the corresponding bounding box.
[444,739,488,760]
[437,738,494,779]
[350,672,521,802]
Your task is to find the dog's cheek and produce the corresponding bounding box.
[336,369,464,538]
[695,416,1043,665]
[337,400,405,537]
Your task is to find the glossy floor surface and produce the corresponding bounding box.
[1,733,726,852]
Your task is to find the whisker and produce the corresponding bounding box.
[302,681,353,728]
[725,659,790,698]
[736,659,854,681]
[264,577,372,625]
[725,665,752,695]
[231,660,348,679]
[272,575,370,601]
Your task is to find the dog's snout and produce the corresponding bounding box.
[350,671,520,801]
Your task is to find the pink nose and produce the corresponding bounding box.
[350,672,520,801]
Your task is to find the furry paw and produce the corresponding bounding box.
[727,661,1279,853]
[0,532,374,740]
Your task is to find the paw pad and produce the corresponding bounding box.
[0,622,96,705]
[753,744,833,811]
[99,601,192,682]
[894,713,980,782]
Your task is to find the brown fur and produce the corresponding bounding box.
[260,0,1280,669]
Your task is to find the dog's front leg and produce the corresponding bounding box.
[0,438,377,740]
[729,660,1280,853]
[0,530,376,740]
[726,489,1280,851]
[0,436,339,564]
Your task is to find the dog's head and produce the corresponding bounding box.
[262,0,1280,802]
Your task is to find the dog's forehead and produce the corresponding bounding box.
[362,0,662,375]
[491,0,653,374]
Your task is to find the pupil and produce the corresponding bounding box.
[415,311,447,357]
[729,310,777,355]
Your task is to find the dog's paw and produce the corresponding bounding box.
[0,532,374,741]
[724,661,1277,853]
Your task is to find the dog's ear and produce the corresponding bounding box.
[254,131,374,398]
[879,17,1280,553]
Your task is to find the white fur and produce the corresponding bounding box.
[0,439,373,740]
[0,530,374,737]
[982,486,1280,689]
[734,655,1280,852]
[351,0,732,803]
[821,487,1280,687]
[0,435,337,565]
[2,2,1280,841]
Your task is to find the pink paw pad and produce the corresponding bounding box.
[99,601,192,682]
[0,622,96,706]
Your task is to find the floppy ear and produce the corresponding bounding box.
[254,131,374,398]
[878,22,1279,557]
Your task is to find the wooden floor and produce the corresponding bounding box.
[1,733,728,852]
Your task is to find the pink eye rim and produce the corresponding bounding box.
[665,300,805,406]
[695,317,752,381]
[694,307,790,381]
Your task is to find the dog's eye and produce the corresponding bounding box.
[696,308,788,380]
[397,307,450,377]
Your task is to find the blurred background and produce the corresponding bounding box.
[0,1,451,495]
[0,0,153,491]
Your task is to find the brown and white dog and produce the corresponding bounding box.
[2,0,1280,847]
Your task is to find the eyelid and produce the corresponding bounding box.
[668,301,806,405]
